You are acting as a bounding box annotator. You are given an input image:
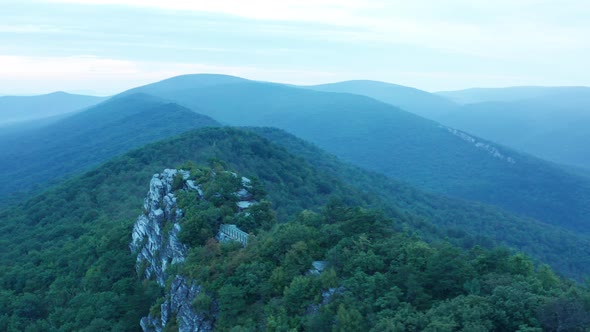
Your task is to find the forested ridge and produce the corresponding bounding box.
[123,75,590,231]
[0,93,219,207]
[179,197,590,331]
[1,127,589,331]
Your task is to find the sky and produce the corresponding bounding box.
[1,0,589,95]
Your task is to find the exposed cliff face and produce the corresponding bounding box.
[140,276,213,332]
[130,168,257,332]
[443,126,516,164]
[130,169,213,332]
[131,169,191,285]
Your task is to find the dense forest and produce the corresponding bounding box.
[2,127,590,331]
[179,196,590,331]
[122,75,590,232]
[0,93,219,207]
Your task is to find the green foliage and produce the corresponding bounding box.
[2,126,590,330]
[126,78,590,234]
[0,93,219,207]
[250,127,590,280]
[177,201,590,331]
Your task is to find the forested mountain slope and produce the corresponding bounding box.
[0,91,106,125]
[121,75,590,233]
[1,127,589,330]
[438,88,590,170]
[308,80,459,120]
[311,82,590,170]
[0,93,219,205]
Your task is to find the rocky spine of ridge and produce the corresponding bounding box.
[130,168,257,332]
[443,126,516,164]
[130,169,212,332]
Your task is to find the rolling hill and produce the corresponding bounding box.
[0,93,219,205]
[119,74,590,233]
[308,80,459,120]
[2,126,590,330]
[0,91,107,125]
[308,82,590,170]
[436,87,590,169]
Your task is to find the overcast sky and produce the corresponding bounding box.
[1,0,589,95]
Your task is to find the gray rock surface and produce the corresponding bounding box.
[131,169,259,331]
[131,169,213,332]
[443,126,516,164]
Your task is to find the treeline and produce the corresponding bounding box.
[178,197,590,331]
[1,127,590,330]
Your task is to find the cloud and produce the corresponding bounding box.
[42,0,376,25]
[4,0,589,92]
[41,0,590,63]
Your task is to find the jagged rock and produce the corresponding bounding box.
[308,261,328,275]
[130,169,190,286]
[131,168,258,332]
[241,176,252,188]
[141,276,213,332]
[443,126,516,164]
[186,180,203,197]
[131,169,213,331]
[237,200,256,210]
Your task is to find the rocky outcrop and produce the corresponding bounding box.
[140,276,212,332]
[131,168,259,332]
[131,169,213,332]
[131,169,193,285]
[443,126,516,164]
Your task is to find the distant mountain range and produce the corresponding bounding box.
[2,75,590,330]
[2,74,590,231]
[436,87,590,169]
[314,81,590,171]
[0,91,107,125]
[0,93,218,204]
[119,74,590,232]
[308,80,458,121]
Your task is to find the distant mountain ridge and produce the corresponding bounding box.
[0,93,219,205]
[311,80,590,170]
[0,91,107,125]
[118,74,590,233]
[308,80,459,120]
[2,74,590,234]
[434,87,590,169]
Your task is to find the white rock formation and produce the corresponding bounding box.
[130,169,212,332]
[443,126,516,164]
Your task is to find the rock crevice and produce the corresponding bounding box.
[131,169,212,332]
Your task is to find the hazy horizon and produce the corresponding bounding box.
[2,0,590,95]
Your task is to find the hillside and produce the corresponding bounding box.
[119,73,250,97]
[308,80,459,120]
[120,75,590,233]
[0,91,106,125]
[311,82,590,170]
[2,127,590,330]
[138,169,590,331]
[0,93,219,205]
[437,88,590,169]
